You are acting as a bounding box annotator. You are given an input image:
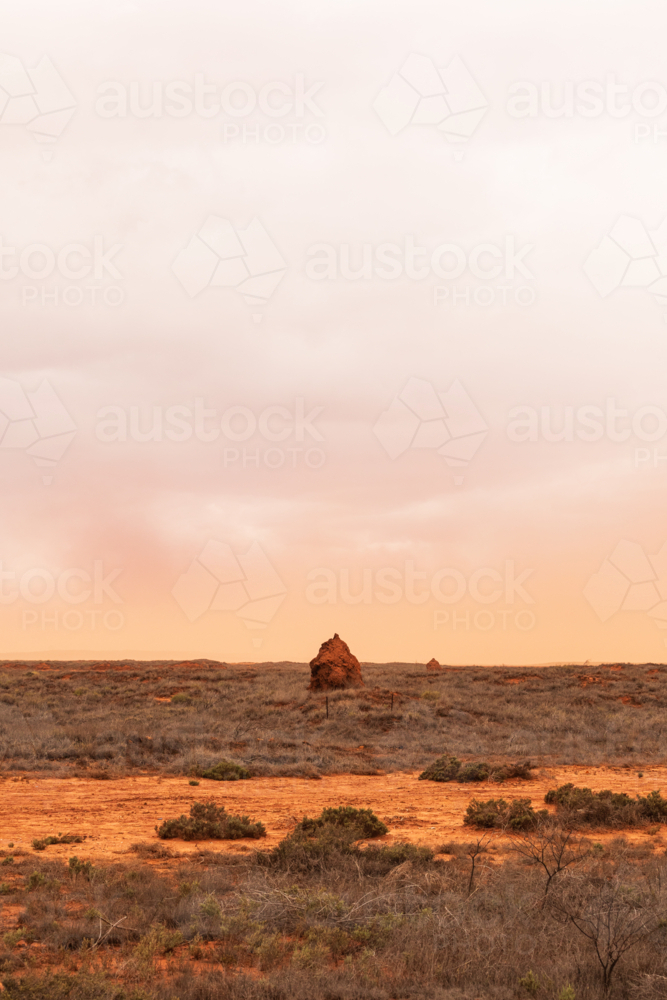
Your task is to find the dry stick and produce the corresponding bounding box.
[467,836,491,896]
[92,914,127,950]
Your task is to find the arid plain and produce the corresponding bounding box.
[2,657,667,998]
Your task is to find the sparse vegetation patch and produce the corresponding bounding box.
[200,759,250,781]
[156,800,266,841]
[419,755,534,783]
[464,797,548,830]
[545,783,667,828]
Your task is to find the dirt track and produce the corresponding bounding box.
[2,766,667,858]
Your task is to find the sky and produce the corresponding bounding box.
[1,0,667,664]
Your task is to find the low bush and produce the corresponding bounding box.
[361,842,434,872]
[544,783,667,828]
[260,806,388,871]
[156,800,265,840]
[458,762,491,782]
[68,856,96,880]
[0,972,128,999]
[418,755,462,781]
[130,842,177,858]
[420,755,534,783]
[464,797,547,830]
[32,833,84,851]
[492,760,535,782]
[294,806,388,839]
[201,759,250,781]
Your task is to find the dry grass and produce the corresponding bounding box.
[1,824,667,998]
[0,659,666,778]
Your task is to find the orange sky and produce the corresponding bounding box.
[1,0,667,664]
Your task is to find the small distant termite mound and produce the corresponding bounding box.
[426,658,441,671]
[309,633,364,691]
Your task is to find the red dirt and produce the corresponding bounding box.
[2,766,666,859]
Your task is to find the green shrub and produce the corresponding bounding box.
[544,783,667,828]
[361,842,434,874]
[418,755,461,781]
[1,855,14,865]
[261,806,387,871]
[26,871,46,891]
[68,856,96,880]
[364,841,433,865]
[3,929,27,950]
[464,797,547,830]
[0,972,133,998]
[638,789,667,821]
[170,693,191,705]
[491,760,535,782]
[201,759,250,781]
[420,755,534,783]
[458,762,491,782]
[519,970,540,994]
[33,833,83,851]
[156,800,265,840]
[295,806,388,839]
[133,924,183,965]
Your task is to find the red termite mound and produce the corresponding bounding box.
[308,633,364,691]
[426,658,441,671]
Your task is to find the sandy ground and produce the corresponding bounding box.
[2,766,667,859]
